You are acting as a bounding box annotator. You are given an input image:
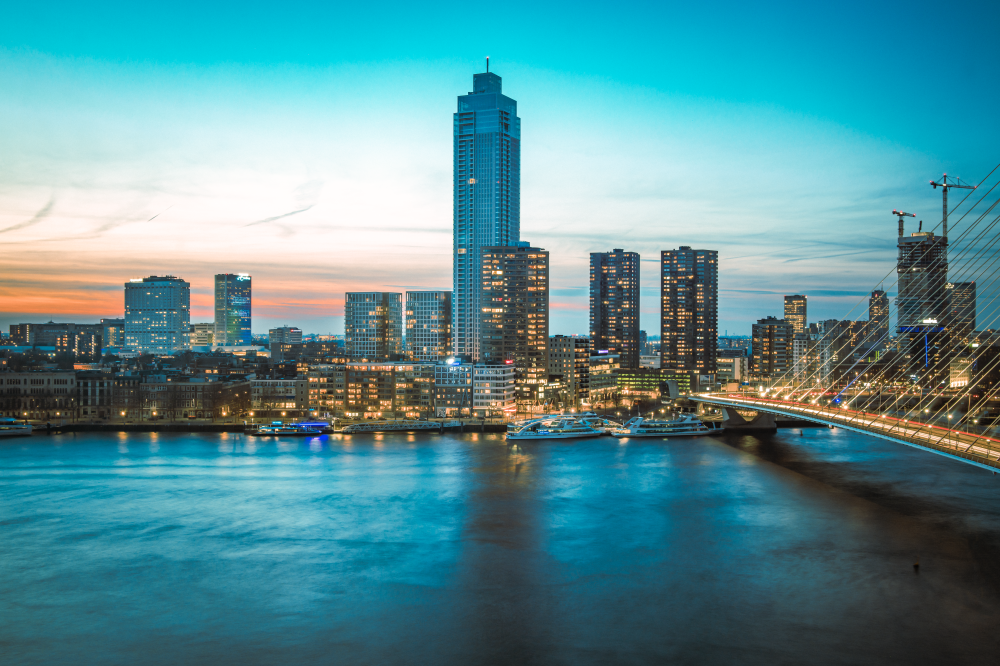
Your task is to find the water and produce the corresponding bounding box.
[2,428,1000,665]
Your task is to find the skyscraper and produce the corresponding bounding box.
[481,243,548,404]
[783,295,807,335]
[946,281,976,343]
[660,247,718,374]
[453,66,521,361]
[868,289,889,348]
[214,273,252,346]
[751,316,794,381]
[345,292,402,361]
[896,229,949,380]
[124,276,191,354]
[590,249,640,369]
[405,291,452,361]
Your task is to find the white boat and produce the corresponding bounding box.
[611,414,723,438]
[0,418,33,438]
[251,422,322,436]
[506,416,604,440]
[576,414,623,433]
[342,420,459,434]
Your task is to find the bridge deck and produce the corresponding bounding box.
[693,394,1000,472]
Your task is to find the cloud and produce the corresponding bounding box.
[243,205,314,228]
[0,196,56,235]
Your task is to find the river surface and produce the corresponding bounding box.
[2,428,1000,665]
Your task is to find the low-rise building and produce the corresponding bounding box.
[0,371,78,420]
[251,378,310,420]
[345,362,434,419]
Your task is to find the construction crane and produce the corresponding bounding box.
[893,209,916,236]
[930,174,975,237]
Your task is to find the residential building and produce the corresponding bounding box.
[251,378,310,419]
[481,243,549,406]
[452,67,521,361]
[946,281,976,343]
[307,364,347,418]
[473,364,516,416]
[0,371,77,420]
[269,325,304,362]
[405,291,452,361]
[548,335,591,406]
[214,273,252,346]
[435,362,473,416]
[345,292,403,361]
[751,317,794,383]
[868,290,889,348]
[661,247,718,373]
[77,369,114,420]
[8,322,103,358]
[124,276,191,354]
[590,249,640,368]
[784,295,807,335]
[639,355,661,369]
[344,362,435,419]
[589,352,620,401]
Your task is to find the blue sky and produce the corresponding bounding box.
[1,1,998,335]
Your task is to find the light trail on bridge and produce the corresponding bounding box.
[695,393,1000,472]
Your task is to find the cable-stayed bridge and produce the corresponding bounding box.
[695,165,1000,472]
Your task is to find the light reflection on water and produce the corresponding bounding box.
[1,428,999,664]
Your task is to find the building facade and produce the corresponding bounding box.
[548,335,591,406]
[661,247,718,373]
[590,249,640,369]
[0,371,77,420]
[214,273,252,346]
[405,291,452,361]
[868,290,890,349]
[344,362,435,419]
[751,317,794,383]
[345,293,403,361]
[946,281,976,343]
[453,68,521,361]
[190,323,215,347]
[480,244,549,406]
[783,295,807,335]
[124,276,191,354]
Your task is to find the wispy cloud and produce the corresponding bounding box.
[244,205,314,228]
[0,196,56,235]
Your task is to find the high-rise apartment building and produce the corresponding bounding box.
[124,276,191,354]
[214,273,251,346]
[946,282,976,343]
[868,289,889,347]
[548,335,592,405]
[453,67,521,361]
[345,292,403,361]
[783,295,807,335]
[661,247,718,373]
[751,316,794,382]
[481,243,548,404]
[590,249,640,369]
[405,291,452,361]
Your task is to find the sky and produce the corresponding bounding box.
[1,1,998,336]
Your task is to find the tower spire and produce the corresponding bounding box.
[486,56,489,73]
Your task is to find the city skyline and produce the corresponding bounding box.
[2,4,998,336]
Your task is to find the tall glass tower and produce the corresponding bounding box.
[214,273,252,346]
[453,67,521,360]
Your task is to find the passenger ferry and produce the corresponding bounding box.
[506,416,604,441]
[0,418,32,438]
[611,414,723,438]
[250,421,323,436]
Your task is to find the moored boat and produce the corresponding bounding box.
[250,421,323,436]
[0,418,32,438]
[506,416,604,440]
[611,414,723,438]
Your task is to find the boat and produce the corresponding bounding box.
[506,416,604,440]
[611,414,723,438]
[251,421,322,436]
[576,414,623,433]
[0,418,32,438]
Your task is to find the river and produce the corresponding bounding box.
[2,428,999,665]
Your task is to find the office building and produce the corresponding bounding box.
[751,317,794,382]
[124,276,191,354]
[345,292,403,361]
[405,291,452,361]
[269,325,303,362]
[590,249,640,368]
[896,230,949,381]
[214,273,252,346]
[9,322,101,350]
[589,352,620,398]
[548,335,591,406]
[946,282,976,343]
[716,355,748,385]
[481,243,549,404]
[783,295,807,335]
[190,323,215,347]
[661,247,718,373]
[452,67,521,361]
[101,318,125,348]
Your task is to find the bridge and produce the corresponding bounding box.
[691,393,1000,472]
